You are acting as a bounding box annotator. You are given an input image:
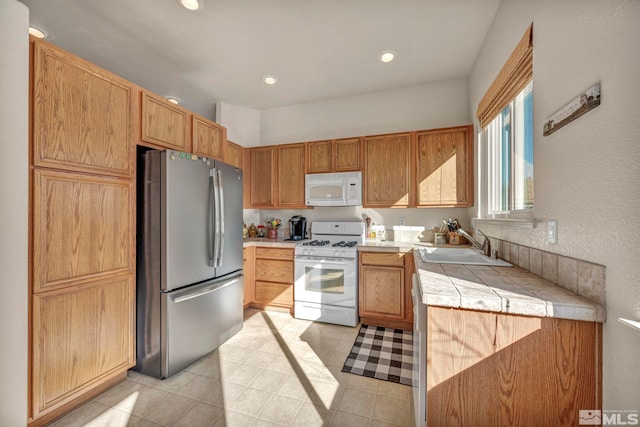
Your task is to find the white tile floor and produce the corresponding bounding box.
[48,308,414,427]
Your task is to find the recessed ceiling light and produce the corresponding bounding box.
[166,97,180,105]
[29,26,48,39]
[178,0,201,11]
[263,75,278,85]
[379,51,396,63]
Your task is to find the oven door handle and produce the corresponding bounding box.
[295,256,355,265]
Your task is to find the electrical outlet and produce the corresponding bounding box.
[548,220,558,244]
[399,217,406,226]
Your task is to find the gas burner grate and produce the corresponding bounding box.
[302,240,331,246]
[332,241,359,248]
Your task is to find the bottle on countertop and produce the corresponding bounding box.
[247,223,257,238]
[243,222,248,238]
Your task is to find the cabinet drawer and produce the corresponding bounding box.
[256,247,293,260]
[255,281,293,306]
[255,259,293,283]
[360,252,405,267]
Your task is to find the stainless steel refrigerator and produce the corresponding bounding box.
[136,148,243,379]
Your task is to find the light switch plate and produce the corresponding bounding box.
[548,220,558,244]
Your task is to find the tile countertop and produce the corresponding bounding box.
[412,251,606,323]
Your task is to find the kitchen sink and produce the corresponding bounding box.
[418,247,512,267]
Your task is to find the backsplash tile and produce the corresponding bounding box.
[518,246,530,271]
[558,257,578,293]
[489,237,605,307]
[542,252,559,284]
[529,249,542,277]
[577,260,606,306]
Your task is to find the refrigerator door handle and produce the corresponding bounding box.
[171,276,242,303]
[208,170,215,267]
[216,169,225,267]
[212,167,222,268]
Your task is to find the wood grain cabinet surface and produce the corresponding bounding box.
[334,137,361,171]
[192,115,226,161]
[250,247,294,310]
[140,90,190,151]
[416,125,473,207]
[32,40,135,177]
[32,169,134,293]
[307,140,333,173]
[363,133,412,207]
[307,137,361,173]
[427,306,602,426]
[31,275,135,419]
[250,146,277,208]
[225,141,244,169]
[277,143,306,208]
[358,252,413,330]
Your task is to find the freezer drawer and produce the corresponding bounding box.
[162,273,243,378]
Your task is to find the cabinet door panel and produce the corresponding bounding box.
[226,141,244,169]
[277,143,306,208]
[193,115,226,160]
[364,134,411,207]
[416,126,473,207]
[335,137,361,171]
[33,169,134,292]
[307,140,333,173]
[255,281,293,306]
[250,147,276,207]
[359,265,404,318]
[32,275,135,416]
[33,41,134,177]
[255,259,293,283]
[141,91,189,151]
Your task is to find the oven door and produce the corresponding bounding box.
[294,256,357,307]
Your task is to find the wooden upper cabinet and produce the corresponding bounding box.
[192,115,226,161]
[307,137,361,173]
[416,125,473,207]
[277,143,306,208]
[32,169,134,293]
[334,137,361,171]
[31,275,135,418]
[32,40,135,177]
[250,146,277,208]
[226,141,244,169]
[363,133,412,207]
[141,90,190,151]
[307,140,333,173]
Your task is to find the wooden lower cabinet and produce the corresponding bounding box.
[31,275,135,422]
[358,251,413,330]
[427,306,602,426]
[247,246,294,311]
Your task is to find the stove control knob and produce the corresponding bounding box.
[334,250,340,257]
[309,249,314,256]
[341,250,346,257]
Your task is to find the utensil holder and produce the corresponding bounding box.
[267,228,277,239]
[447,232,467,245]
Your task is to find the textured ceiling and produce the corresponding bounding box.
[21,0,501,118]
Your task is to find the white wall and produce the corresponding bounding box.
[468,0,640,410]
[261,79,469,145]
[0,0,29,425]
[215,101,261,147]
[249,207,472,242]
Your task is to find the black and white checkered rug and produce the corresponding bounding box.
[341,324,413,385]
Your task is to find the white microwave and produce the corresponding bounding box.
[305,171,362,206]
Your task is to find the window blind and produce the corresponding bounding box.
[477,24,533,128]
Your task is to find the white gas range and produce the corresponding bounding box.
[293,221,365,327]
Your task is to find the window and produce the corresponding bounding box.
[477,23,533,218]
[485,81,533,214]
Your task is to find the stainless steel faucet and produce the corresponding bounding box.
[456,228,491,256]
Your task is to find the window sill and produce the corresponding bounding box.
[474,218,537,228]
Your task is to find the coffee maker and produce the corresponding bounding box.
[288,216,307,241]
